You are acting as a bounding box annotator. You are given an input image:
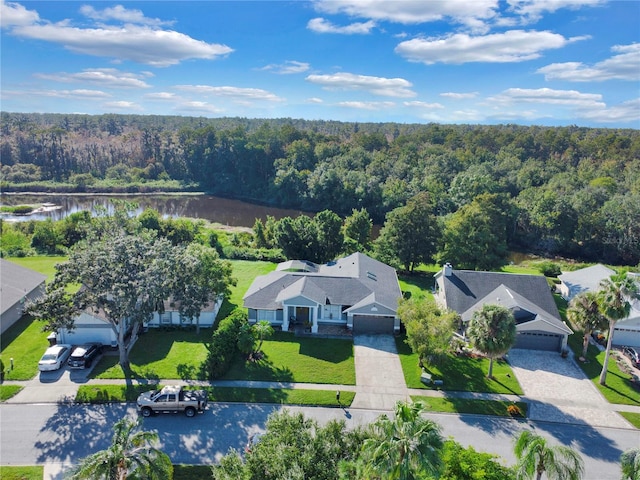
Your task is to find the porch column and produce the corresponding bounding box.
[282,314,289,332]
[311,306,318,333]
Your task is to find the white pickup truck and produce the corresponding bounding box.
[136,385,208,418]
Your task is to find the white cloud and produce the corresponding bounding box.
[35,68,152,88]
[337,101,396,110]
[0,0,39,27]
[403,101,444,109]
[313,0,498,30]
[79,5,173,27]
[506,0,606,22]
[488,87,605,108]
[174,85,284,102]
[307,17,376,34]
[306,97,324,103]
[306,72,416,97]
[440,92,479,99]
[5,88,111,99]
[178,101,225,114]
[537,43,640,82]
[578,98,640,123]
[145,92,177,100]
[104,100,142,110]
[260,61,310,74]
[3,2,233,66]
[396,30,588,64]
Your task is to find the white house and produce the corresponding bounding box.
[243,252,402,335]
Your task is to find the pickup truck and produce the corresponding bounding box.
[136,385,208,418]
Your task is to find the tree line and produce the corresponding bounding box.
[1,112,639,264]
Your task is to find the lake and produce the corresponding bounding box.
[0,193,309,228]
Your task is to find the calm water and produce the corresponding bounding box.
[0,193,309,227]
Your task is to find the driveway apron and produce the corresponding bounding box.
[508,349,632,428]
[351,334,409,410]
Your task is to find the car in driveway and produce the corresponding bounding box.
[622,346,640,368]
[38,344,72,371]
[68,343,102,369]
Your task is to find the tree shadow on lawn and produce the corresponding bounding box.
[223,352,294,383]
[423,357,521,395]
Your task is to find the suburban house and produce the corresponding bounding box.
[434,264,572,352]
[56,298,223,346]
[558,265,640,348]
[0,259,46,334]
[558,264,615,301]
[243,252,402,335]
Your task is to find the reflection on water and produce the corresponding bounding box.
[0,194,309,227]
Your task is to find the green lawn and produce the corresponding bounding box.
[93,329,210,380]
[567,334,640,406]
[619,412,640,429]
[76,384,355,407]
[411,396,528,418]
[0,466,44,480]
[5,255,67,282]
[396,335,523,395]
[223,331,355,385]
[218,260,277,319]
[0,384,23,401]
[398,272,435,301]
[0,316,51,380]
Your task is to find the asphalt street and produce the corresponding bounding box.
[1,402,637,479]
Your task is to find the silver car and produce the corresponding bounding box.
[38,344,72,371]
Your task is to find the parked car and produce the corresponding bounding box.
[136,385,208,417]
[68,343,103,369]
[622,346,640,367]
[38,344,72,371]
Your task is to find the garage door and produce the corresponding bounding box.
[613,328,640,348]
[514,331,562,352]
[352,315,395,334]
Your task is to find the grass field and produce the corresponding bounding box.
[411,396,528,417]
[0,316,51,380]
[5,256,67,282]
[0,466,44,480]
[223,331,355,384]
[619,412,640,429]
[0,385,23,401]
[218,260,277,319]
[396,335,523,395]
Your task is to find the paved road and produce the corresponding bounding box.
[1,403,636,480]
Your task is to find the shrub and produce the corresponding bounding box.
[222,245,286,262]
[201,309,248,379]
[11,205,34,215]
[537,261,562,277]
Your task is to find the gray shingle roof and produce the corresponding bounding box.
[1,259,47,315]
[440,269,564,327]
[558,264,615,299]
[244,252,401,313]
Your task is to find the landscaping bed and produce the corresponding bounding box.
[411,396,528,418]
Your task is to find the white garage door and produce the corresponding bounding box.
[514,331,562,352]
[613,328,640,348]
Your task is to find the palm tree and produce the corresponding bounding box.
[597,275,639,385]
[621,448,640,480]
[566,291,607,359]
[514,430,584,480]
[69,418,173,480]
[361,401,444,480]
[466,304,517,378]
[253,320,274,358]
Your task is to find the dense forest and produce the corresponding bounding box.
[1,112,639,265]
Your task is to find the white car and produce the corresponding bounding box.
[38,344,72,371]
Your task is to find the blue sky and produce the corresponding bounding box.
[1,1,638,127]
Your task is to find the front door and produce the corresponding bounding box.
[295,307,309,323]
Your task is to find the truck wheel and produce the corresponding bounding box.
[185,407,196,418]
[141,407,153,418]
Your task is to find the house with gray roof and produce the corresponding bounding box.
[434,263,572,352]
[243,252,402,334]
[559,265,639,348]
[558,264,615,301]
[1,259,46,334]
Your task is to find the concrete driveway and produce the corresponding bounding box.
[351,334,409,410]
[507,349,632,428]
